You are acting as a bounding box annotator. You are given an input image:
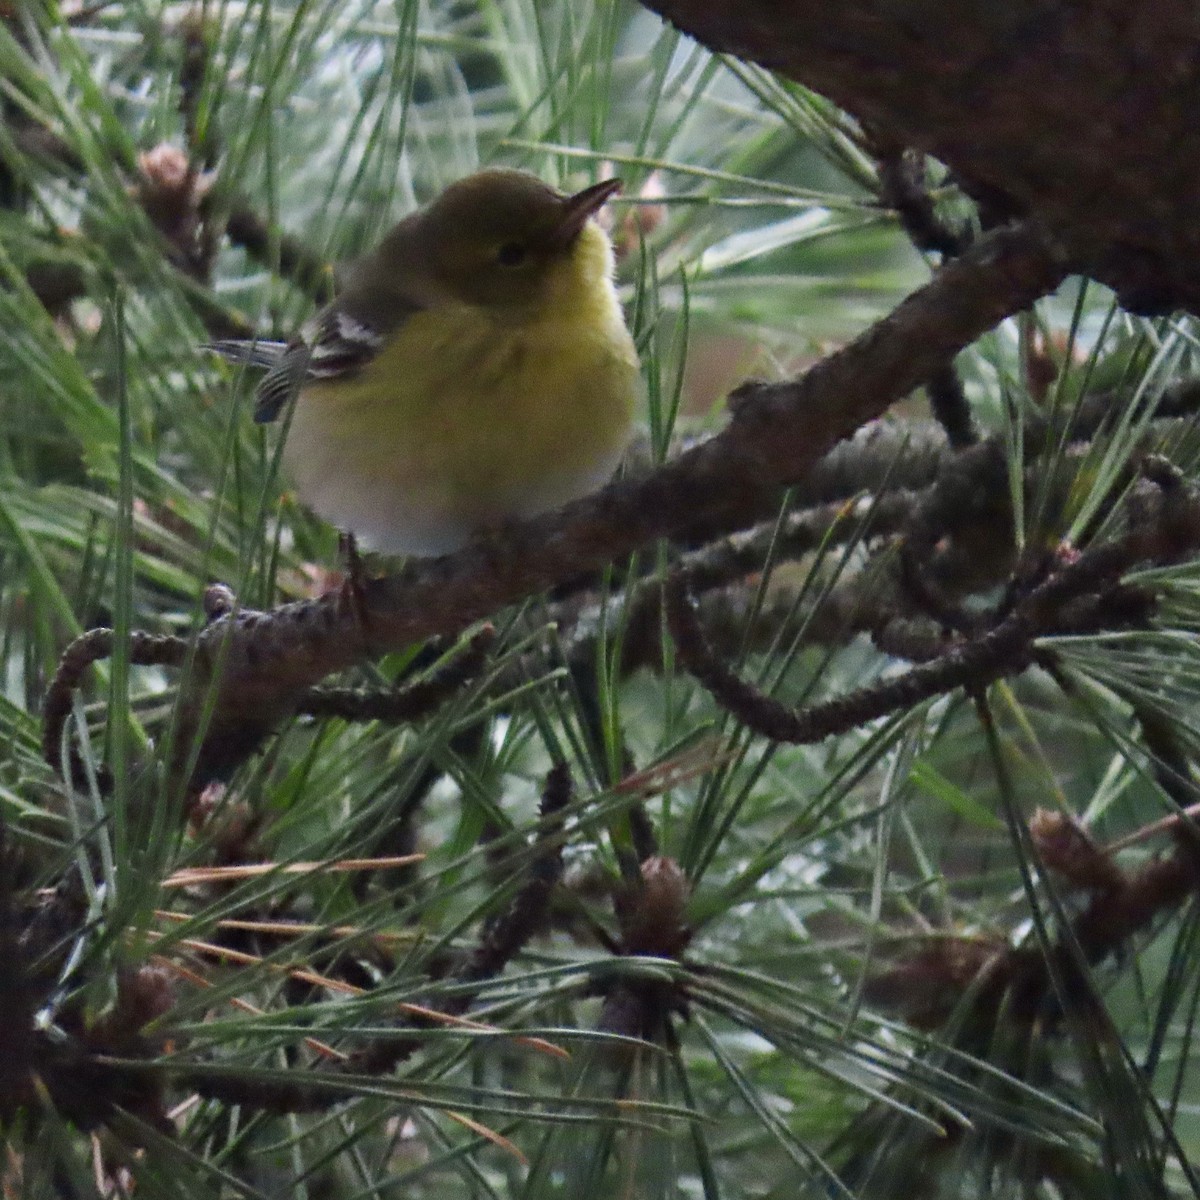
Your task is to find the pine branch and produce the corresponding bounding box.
[105,220,1064,789]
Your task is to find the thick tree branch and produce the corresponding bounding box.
[641,1,1200,314]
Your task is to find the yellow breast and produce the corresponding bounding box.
[282,225,639,556]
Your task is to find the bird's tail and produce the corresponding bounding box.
[204,339,288,371]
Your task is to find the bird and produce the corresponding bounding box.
[207,168,640,557]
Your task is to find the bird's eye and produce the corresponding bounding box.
[497,242,527,267]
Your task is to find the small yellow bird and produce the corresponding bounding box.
[209,169,640,556]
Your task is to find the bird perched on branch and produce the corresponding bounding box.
[208,168,640,557]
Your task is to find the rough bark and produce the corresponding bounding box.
[641,1,1200,313]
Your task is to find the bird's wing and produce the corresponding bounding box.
[206,305,401,424]
[206,307,391,424]
[261,308,394,423]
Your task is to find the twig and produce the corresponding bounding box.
[666,566,1036,743]
[224,203,336,306]
[666,471,1200,745]
[350,763,572,1075]
[924,360,976,449]
[1104,801,1200,853]
[41,628,190,773]
[869,136,970,260]
[867,131,978,447]
[867,810,1200,1032]
[296,625,495,723]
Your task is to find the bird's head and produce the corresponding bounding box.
[366,169,623,315]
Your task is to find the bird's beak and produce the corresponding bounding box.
[555,178,622,248]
